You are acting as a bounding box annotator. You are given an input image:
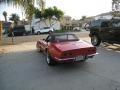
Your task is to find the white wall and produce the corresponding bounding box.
[25,15,61,32]
[36,19,61,30]
[31,15,61,30]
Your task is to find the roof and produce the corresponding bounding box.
[96,12,112,17]
[92,18,120,22]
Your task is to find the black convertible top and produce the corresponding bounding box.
[49,32,75,36]
[47,32,79,42]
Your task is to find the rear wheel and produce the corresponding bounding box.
[46,51,56,66]
[91,35,101,46]
[37,31,41,35]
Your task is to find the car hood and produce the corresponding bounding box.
[52,40,94,51]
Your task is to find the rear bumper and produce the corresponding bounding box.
[86,53,98,58]
[54,53,98,61]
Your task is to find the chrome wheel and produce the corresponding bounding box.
[46,53,50,64]
[91,36,98,45]
[91,35,101,46]
[46,51,55,66]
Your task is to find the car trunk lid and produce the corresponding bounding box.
[53,40,96,58]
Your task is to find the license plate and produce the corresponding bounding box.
[75,56,84,61]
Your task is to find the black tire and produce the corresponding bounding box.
[91,35,101,46]
[46,51,55,66]
[49,31,53,34]
[37,31,41,35]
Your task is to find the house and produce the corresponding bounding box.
[94,12,113,20]
[25,14,61,33]
[60,16,72,30]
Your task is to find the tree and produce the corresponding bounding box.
[112,0,120,11]
[34,8,42,19]
[35,6,64,27]
[9,13,20,26]
[0,0,45,20]
[3,11,7,22]
[112,0,120,17]
[81,16,86,21]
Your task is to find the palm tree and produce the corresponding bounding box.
[0,0,45,20]
[112,0,120,11]
[81,16,87,21]
[112,0,120,17]
[3,11,7,22]
[9,13,20,26]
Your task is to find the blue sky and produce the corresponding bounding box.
[0,0,112,21]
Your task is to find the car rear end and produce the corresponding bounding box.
[51,41,96,62]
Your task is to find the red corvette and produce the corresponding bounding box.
[36,33,96,65]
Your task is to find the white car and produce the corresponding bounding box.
[34,27,54,35]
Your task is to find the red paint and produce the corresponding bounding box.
[36,39,96,62]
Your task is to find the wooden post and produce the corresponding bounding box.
[0,21,2,45]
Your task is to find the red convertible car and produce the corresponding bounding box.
[36,33,96,65]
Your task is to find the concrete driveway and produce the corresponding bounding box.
[0,37,120,90]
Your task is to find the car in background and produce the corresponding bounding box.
[34,27,54,35]
[89,19,120,46]
[36,33,96,66]
[73,27,80,31]
[8,25,27,37]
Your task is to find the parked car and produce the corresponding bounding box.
[36,33,96,66]
[89,19,120,46]
[73,27,80,31]
[8,25,27,37]
[34,27,54,35]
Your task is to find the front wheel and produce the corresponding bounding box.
[91,35,101,46]
[49,31,53,34]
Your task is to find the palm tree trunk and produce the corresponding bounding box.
[5,16,7,22]
[0,21,2,45]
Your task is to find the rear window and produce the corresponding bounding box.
[13,26,25,31]
[44,27,50,29]
[54,34,79,42]
[101,22,110,27]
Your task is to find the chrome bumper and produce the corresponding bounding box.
[87,53,99,58]
[54,53,99,61]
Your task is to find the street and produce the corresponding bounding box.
[0,43,120,90]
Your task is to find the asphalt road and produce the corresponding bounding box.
[0,45,120,90]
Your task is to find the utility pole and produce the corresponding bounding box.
[0,21,2,45]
